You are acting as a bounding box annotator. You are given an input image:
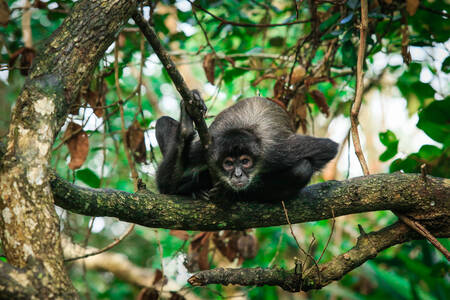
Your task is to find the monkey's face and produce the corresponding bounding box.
[220,154,255,191]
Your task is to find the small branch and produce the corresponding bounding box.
[350,0,370,176]
[21,0,33,48]
[188,222,448,291]
[395,214,450,260]
[187,0,310,28]
[61,235,183,292]
[64,223,135,262]
[281,201,320,281]
[419,4,450,18]
[114,42,140,189]
[132,12,211,150]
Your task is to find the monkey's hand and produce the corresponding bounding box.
[184,89,207,120]
[195,183,221,201]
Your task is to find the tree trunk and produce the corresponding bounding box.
[0,0,137,298]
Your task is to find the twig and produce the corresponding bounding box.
[396,214,450,261]
[65,223,135,262]
[268,228,284,267]
[115,41,140,190]
[281,200,321,283]
[419,4,450,18]
[317,208,335,263]
[192,7,225,73]
[293,0,299,19]
[188,0,310,28]
[155,229,165,299]
[350,0,370,176]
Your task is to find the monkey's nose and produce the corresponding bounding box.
[234,168,242,177]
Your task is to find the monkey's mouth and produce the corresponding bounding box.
[229,178,250,191]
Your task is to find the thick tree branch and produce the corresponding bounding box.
[49,171,450,231]
[188,221,449,292]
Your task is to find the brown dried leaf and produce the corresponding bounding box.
[289,92,308,133]
[152,269,163,285]
[169,292,186,300]
[291,65,306,84]
[84,89,105,117]
[19,48,36,76]
[33,0,47,9]
[186,232,211,272]
[310,90,329,117]
[212,231,238,262]
[9,47,35,76]
[273,75,286,101]
[406,0,419,16]
[65,122,89,170]
[169,230,189,241]
[202,53,215,84]
[383,0,392,4]
[237,234,259,259]
[0,0,9,27]
[197,237,210,270]
[266,97,287,110]
[251,73,277,87]
[137,287,159,300]
[117,32,126,48]
[126,121,146,163]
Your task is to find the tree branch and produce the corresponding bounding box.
[188,221,449,292]
[132,12,211,150]
[49,170,450,231]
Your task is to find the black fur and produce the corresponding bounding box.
[155,97,338,201]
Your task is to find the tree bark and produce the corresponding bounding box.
[0,0,138,298]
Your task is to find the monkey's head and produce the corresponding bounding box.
[212,128,261,191]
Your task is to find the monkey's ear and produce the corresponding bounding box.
[155,116,179,157]
[290,135,338,171]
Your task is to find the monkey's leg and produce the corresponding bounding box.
[155,116,179,157]
[156,102,201,194]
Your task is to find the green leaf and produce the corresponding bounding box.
[223,68,247,83]
[319,13,340,32]
[417,97,450,144]
[76,168,100,188]
[342,40,357,67]
[442,56,450,73]
[416,145,442,161]
[379,130,398,146]
[379,130,399,161]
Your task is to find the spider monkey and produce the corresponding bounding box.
[155,94,338,201]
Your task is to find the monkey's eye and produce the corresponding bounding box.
[222,158,234,171]
[240,155,253,168]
